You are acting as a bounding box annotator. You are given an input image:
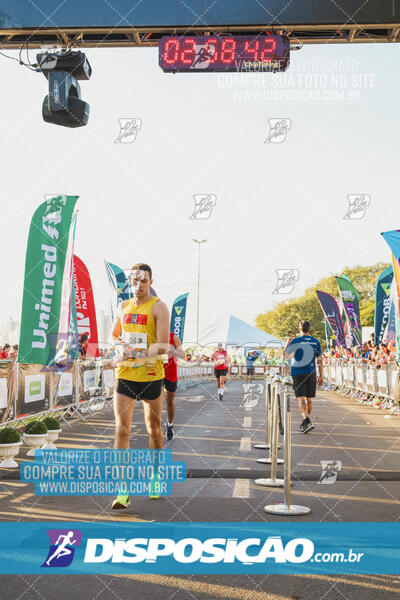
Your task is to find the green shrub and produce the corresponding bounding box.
[42,417,61,431]
[25,420,47,435]
[0,427,21,444]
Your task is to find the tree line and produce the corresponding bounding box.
[255,262,390,345]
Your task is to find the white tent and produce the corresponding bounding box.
[198,315,283,348]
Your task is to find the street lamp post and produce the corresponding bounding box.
[192,239,207,347]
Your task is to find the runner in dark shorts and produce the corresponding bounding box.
[284,320,323,433]
[245,350,259,384]
[292,372,317,399]
[116,378,163,401]
[110,263,170,509]
[214,367,228,378]
[163,331,184,440]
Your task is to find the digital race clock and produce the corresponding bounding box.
[159,34,290,73]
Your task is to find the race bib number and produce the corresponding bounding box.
[216,354,226,366]
[124,332,148,349]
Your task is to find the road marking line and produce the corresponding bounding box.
[242,417,252,428]
[233,479,250,498]
[239,437,251,452]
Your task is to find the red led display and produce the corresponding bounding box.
[159,35,289,72]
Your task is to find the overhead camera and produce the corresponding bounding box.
[37,50,92,128]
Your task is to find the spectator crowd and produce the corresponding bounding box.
[0,344,18,360]
[324,336,397,367]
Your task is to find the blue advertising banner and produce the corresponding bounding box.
[385,279,396,343]
[170,293,189,341]
[374,265,393,345]
[104,261,131,305]
[0,522,399,574]
[381,229,400,362]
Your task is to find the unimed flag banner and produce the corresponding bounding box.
[335,276,362,348]
[73,255,99,358]
[374,265,393,345]
[381,229,400,362]
[170,293,189,341]
[19,195,78,365]
[316,290,346,347]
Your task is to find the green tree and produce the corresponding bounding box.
[255,262,389,347]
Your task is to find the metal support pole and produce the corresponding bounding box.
[193,238,206,347]
[255,376,284,487]
[196,242,200,347]
[256,375,283,465]
[49,369,54,411]
[264,377,310,515]
[13,361,18,420]
[254,377,271,450]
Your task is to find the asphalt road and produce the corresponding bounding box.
[1,377,400,599]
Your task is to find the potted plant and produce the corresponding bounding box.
[41,416,61,450]
[23,420,48,456]
[0,427,22,468]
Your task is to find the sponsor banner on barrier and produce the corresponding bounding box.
[78,361,102,401]
[17,365,50,415]
[0,360,14,421]
[0,522,399,574]
[59,372,73,397]
[83,370,96,391]
[52,363,76,407]
[0,377,7,410]
[102,369,115,389]
[25,374,46,404]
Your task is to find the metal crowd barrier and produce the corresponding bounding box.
[0,358,115,428]
[321,358,400,414]
[254,372,310,515]
[176,361,278,388]
[0,358,292,429]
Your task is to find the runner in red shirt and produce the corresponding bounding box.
[163,331,185,440]
[211,343,229,401]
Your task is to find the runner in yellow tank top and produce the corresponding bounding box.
[110,263,170,510]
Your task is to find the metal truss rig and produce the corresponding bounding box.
[0,23,400,49]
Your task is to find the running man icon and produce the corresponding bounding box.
[42,529,81,568]
[46,531,77,566]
